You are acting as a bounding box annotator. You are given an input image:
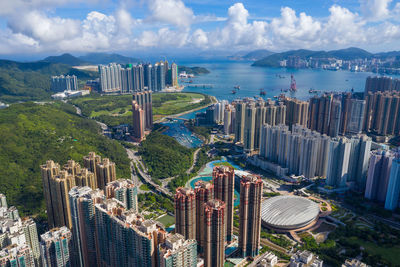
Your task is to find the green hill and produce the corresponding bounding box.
[252,47,373,67]
[0,102,130,216]
[178,66,210,75]
[78,53,140,65]
[0,60,98,103]
[42,53,89,66]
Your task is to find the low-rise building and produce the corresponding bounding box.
[342,259,369,267]
[290,250,323,267]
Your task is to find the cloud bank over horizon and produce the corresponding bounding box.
[0,0,400,55]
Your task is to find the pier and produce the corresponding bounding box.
[186,84,214,88]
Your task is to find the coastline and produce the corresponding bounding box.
[155,94,217,123]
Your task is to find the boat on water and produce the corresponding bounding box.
[231,90,237,94]
[259,89,266,96]
[234,85,240,90]
[189,80,193,83]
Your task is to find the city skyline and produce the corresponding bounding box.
[0,1,400,56]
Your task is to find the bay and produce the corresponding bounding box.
[178,60,400,101]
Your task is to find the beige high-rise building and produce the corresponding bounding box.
[239,175,263,258]
[364,91,400,136]
[83,152,101,186]
[194,181,214,253]
[49,170,75,228]
[283,97,309,129]
[40,160,61,229]
[74,168,96,189]
[213,165,234,243]
[95,158,116,189]
[41,153,112,228]
[203,199,225,267]
[174,187,196,240]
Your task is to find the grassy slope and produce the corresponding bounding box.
[0,102,130,216]
[0,60,98,103]
[70,92,210,126]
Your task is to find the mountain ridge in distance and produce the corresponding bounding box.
[41,52,140,66]
[228,49,275,61]
[78,53,140,65]
[252,47,375,67]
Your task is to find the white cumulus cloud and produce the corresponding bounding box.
[147,0,194,28]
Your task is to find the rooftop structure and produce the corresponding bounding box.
[290,250,323,267]
[261,196,320,231]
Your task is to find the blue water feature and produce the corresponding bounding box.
[189,157,242,206]
[161,119,203,148]
[177,60,400,101]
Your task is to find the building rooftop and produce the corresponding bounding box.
[261,196,320,230]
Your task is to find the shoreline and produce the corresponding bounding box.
[155,94,217,123]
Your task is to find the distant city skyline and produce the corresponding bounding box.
[0,0,400,56]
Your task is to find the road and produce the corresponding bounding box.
[186,148,201,174]
[126,148,172,198]
[233,226,289,255]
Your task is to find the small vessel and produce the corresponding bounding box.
[189,80,193,83]
[234,85,240,90]
[259,89,266,96]
[231,90,237,94]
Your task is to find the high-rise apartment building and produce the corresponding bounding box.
[41,160,61,228]
[203,199,225,267]
[22,219,41,266]
[0,244,35,267]
[94,199,166,267]
[264,100,286,126]
[40,227,73,267]
[95,158,116,190]
[239,175,263,258]
[174,187,196,240]
[133,90,153,130]
[194,181,214,254]
[365,150,395,203]
[244,103,256,152]
[0,195,40,267]
[347,135,371,190]
[384,157,400,210]
[99,63,122,92]
[283,97,309,129]
[213,166,235,242]
[260,124,330,179]
[83,152,101,183]
[41,154,115,228]
[132,100,145,141]
[69,186,105,267]
[41,167,75,228]
[105,179,138,212]
[308,94,341,137]
[326,137,351,188]
[51,75,78,92]
[364,91,400,136]
[224,105,235,135]
[346,99,366,135]
[234,102,246,144]
[158,233,197,267]
[364,76,400,94]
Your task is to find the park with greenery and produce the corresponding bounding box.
[0,102,130,216]
[70,92,212,127]
[139,130,194,179]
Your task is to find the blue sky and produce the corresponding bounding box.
[0,0,399,56]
